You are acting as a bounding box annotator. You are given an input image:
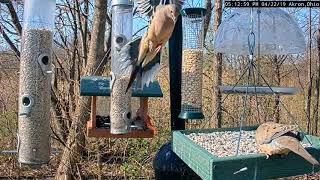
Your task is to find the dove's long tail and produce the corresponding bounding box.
[126,63,142,93]
[125,54,147,93]
[277,136,319,165]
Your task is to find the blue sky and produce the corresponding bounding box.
[0,1,319,51]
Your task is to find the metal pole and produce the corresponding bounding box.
[154,5,199,179]
[169,15,185,130]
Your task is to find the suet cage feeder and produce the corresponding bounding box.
[80,0,163,138]
[179,8,206,120]
[17,0,55,167]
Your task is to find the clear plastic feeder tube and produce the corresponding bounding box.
[179,8,206,120]
[18,0,55,167]
[110,0,133,134]
[23,0,56,30]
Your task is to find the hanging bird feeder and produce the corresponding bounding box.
[214,8,306,55]
[172,8,320,179]
[109,0,135,134]
[179,7,206,120]
[80,76,162,138]
[214,8,306,94]
[80,0,162,138]
[17,0,55,168]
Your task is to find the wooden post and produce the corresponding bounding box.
[139,97,148,122]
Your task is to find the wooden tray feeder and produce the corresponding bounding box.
[173,126,320,180]
[80,76,163,138]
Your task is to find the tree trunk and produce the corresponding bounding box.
[306,8,312,134]
[203,0,212,39]
[55,0,108,179]
[312,13,320,135]
[211,0,223,128]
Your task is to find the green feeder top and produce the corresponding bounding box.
[181,7,207,17]
[80,76,163,97]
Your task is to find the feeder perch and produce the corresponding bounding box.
[17,0,55,167]
[80,76,162,138]
[179,8,206,120]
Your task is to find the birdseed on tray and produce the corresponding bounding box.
[187,130,312,157]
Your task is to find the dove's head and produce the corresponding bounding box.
[166,4,180,23]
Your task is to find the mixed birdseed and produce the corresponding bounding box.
[181,49,203,112]
[187,130,313,157]
[110,76,132,134]
[18,28,53,165]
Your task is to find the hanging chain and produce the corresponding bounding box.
[236,7,256,155]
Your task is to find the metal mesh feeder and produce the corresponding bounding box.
[18,0,55,168]
[179,8,206,120]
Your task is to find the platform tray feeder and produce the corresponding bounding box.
[172,126,320,180]
[80,76,162,138]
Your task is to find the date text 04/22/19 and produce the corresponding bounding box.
[224,1,320,8]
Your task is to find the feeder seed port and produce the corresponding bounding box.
[41,56,49,65]
[123,111,132,121]
[114,34,127,50]
[37,53,52,75]
[116,36,124,44]
[22,96,31,107]
[19,95,34,117]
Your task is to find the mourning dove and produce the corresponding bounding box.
[125,0,183,92]
[255,122,319,165]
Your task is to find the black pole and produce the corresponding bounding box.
[153,8,200,180]
[169,13,185,131]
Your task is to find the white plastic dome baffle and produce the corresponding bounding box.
[214,8,306,55]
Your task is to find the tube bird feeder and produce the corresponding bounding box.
[179,8,206,120]
[80,0,163,138]
[110,0,134,134]
[18,0,55,167]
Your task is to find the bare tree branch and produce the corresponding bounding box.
[5,1,22,35]
[203,0,212,39]
[0,25,20,57]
